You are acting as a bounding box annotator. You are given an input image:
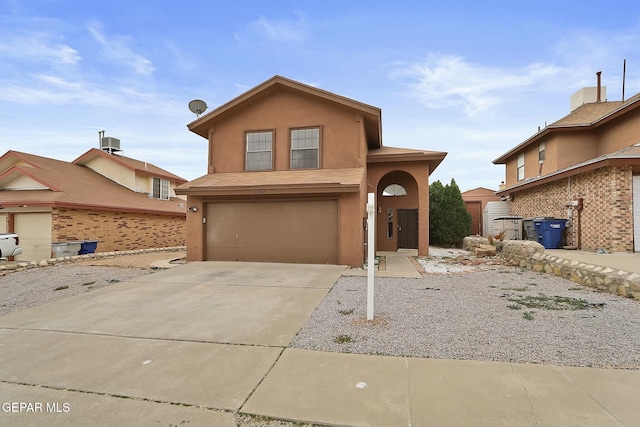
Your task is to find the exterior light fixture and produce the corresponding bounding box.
[188,206,198,212]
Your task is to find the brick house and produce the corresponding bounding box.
[493,84,640,252]
[0,147,187,261]
[176,76,446,266]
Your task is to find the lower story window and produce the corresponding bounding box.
[387,208,394,239]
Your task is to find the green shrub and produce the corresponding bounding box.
[429,179,471,247]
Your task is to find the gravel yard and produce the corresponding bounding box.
[0,250,185,316]
[290,266,640,369]
[0,264,154,316]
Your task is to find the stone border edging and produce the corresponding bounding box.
[497,240,640,299]
[462,236,639,299]
[0,246,186,274]
[525,251,640,299]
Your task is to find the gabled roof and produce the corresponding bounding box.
[497,143,640,195]
[176,168,364,196]
[367,146,447,173]
[493,93,640,164]
[461,187,498,195]
[73,148,187,184]
[0,151,185,215]
[187,75,382,148]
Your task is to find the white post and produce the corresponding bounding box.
[366,193,375,320]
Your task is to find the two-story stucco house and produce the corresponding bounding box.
[494,83,640,252]
[0,146,187,261]
[176,76,446,266]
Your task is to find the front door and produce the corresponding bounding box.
[398,209,418,249]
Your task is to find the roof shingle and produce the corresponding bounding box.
[0,151,186,215]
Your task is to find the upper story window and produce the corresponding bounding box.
[246,131,273,171]
[291,128,319,169]
[152,177,170,200]
[538,142,546,162]
[517,153,525,181]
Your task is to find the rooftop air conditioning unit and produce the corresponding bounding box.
[101,137,121,153]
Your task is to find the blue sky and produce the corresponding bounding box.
[2,1,640,191]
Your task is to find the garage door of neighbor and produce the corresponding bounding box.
[14,212,53,261]
[206,200,338,264]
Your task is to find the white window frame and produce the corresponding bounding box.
[153,177,170,200]
[245,130,273,171]
[517,153,525,181]
[382,184,407,197]
[538,142,546,162]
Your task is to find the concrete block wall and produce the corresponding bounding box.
[52,208,186,252]
[509,166,634,252]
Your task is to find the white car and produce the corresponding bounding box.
[0,233,23,259]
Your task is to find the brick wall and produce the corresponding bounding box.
[52,208,186,252]
[509,166,633,252]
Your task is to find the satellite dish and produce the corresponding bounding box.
[188,99,208,117]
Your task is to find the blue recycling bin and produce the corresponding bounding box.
[533,218,567,249]
[79,240,99,255]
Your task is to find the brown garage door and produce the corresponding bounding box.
[206,200,338,264]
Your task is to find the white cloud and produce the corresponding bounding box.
[0,32,80,65]
[88,22,155,76]
[392,54,566,117]
[249,15,307,43]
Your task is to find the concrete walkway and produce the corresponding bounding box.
[1,257,639,426]
[344,249,422,278]
[545,248,640,274]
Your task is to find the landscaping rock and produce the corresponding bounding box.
[463,236,488,250]
[474,244,496,257]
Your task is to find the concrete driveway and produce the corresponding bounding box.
[0,261,345,426]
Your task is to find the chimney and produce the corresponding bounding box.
[596,71,602,103]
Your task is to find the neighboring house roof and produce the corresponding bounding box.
[497,143,640,195]
[461,187,498,195]
[176,168,364,196]
[367,146,447,173]
[73,148,187,184]
[187,75,383,149]
[0,150,186,215]
[493,93,640,164]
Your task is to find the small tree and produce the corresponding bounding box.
[429,178,471,247]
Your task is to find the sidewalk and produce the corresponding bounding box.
[545,249,640,274]
[242,348,640,427]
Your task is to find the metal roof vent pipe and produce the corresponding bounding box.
[596,71,602,103]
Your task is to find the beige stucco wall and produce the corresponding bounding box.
[461,188,500,212]
[509,166,633,252]
[503,107,640,187]
[83,156,137,190]
[52,208,186,253]
[208,89,365,174]
[597,108,640,155]
[2,174,48,190]
[367,162,430,256]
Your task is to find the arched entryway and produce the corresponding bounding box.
[376,171,419,251]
